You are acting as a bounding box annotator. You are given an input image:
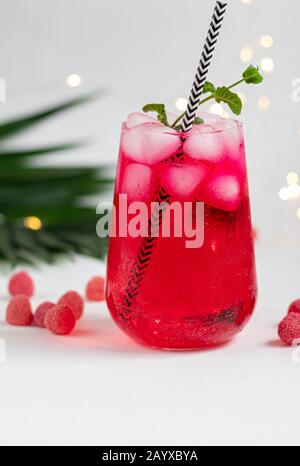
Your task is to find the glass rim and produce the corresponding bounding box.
[122,118,243,136]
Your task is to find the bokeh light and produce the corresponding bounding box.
[258,96,271,112]
[287,172,299,185]
[240,46,254,63]
[260,35,274,48]
[261,57,274,74]
[66,74,82,88]
[24,216,43,231]
[175,98,188,112]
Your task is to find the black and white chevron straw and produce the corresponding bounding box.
[119,2,228,325]
[182,1,228,132]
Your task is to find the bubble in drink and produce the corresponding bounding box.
[120,163,157,203]
[183,131,225,163]
[159,161,210,200]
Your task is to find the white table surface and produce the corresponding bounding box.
[0,79,300,446]
[0,235,300,447]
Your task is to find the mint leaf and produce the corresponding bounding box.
[194,117,204,125]
[143,104,168,126]
[215,87,242,115]
[243,65,264,84]
[203,81,216,94]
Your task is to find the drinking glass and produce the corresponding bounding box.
[106,118,257,349]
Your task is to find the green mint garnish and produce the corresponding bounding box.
[143,104,169,126]
[143,65,264,129]
[214,87,242,115]
[242,65,264,84]
[194,117,204,125]
[203,81,216,94]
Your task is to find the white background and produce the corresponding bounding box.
[0,0,300,446]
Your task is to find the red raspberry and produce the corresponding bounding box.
[86,277,105,302]
[44,304,76,335]
[288,300,300,315]
[278,313,300,346]
[8,271,34,298]
[6,295,33,326]
[34,302,55,328]
[58,291,84,320]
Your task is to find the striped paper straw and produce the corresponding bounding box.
[182,1,228,132]
[119,188,170,325]
[120,1,228,325]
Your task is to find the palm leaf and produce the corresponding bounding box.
[0,91,102,140]
[0,92,113,267]
[0,143,81,167]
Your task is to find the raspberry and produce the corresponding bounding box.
[58,291,84,320]
[34,302,55,328]
[44,304,76,335]
[8,271,34,298]
[278,313,300,346]
[86,277,105,302]
[288,300,300,315]
[6,295,33,326]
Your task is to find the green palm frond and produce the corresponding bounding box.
[0,92,113,267]
[0,91,101,140]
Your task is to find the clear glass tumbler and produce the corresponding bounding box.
[106,118,257,349]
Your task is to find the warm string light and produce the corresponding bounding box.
[240,46,254,63]
[279,173,300,212]
[24,216,43,231]
[287,172,299,185]
[66,74,82,88]
[260,35,274,48]
[257,96,271,112]
[261,57,274,74]
[175,98,188,112]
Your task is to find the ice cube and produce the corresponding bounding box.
[126,112,157,128]
[159,161,211,200]
[122,123,182,165]
[197,111,221,125]
[120,163,157,203]
[183,132,225,163]
[121,126,148,164]
[201,173,242,212]
[187,124,215,135]
[222,125,244,157]
[143,125,182,165]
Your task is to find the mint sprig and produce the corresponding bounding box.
[203,81,216,94]
[243,65,264,84]
[143,104,169,126]
[214,87,242,115]
[194,117,204,125]
[143,65,264,129]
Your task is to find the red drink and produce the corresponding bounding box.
[106,112,257,349]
